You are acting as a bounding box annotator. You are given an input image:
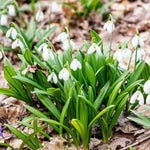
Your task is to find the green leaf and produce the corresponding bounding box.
[7,124,36,150]
[26,18,36,43]
[90,29,101,44]
[0,143,15,150]
[23,49,34,65]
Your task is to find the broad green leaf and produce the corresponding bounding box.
[90,29,101,44]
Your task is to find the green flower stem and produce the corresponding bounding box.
[134,47,138,73]
[109,31,113,57]
[127,47,134,70]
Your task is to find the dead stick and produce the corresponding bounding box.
[120,134,150,150]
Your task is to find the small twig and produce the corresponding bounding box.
[120,134,150,150]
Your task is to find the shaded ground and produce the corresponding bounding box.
[0,0,150,149]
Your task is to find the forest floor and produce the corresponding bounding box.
[0,0,150,149]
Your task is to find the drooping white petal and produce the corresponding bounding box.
[12,39,24,49]
[70,59,81,71]
[42,48,54,61]
[130,91,144,105]
[122,48,131,60]
[11,28,17,39]
[146,94,150,104]
[38,43,48,52]
[47,74,52,82]
[53,73,58,84]
[133,48,145,62]
[132,35,144,48]
[104,21,114,33]
[7,5,16,16]
[143,80,150,94]
[36,9,44,22]
[6,28,11,38]
[113,49,123,63]
[49,50,54,60]
[0,15,8,26]
[59,68,69,81]
[57,32,68,42]
[88,43,101,55]
[0,51,3,59]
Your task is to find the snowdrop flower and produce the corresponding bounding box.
[104,20,115,33]
[51,1,62,13]
[6,27,17,40]
[132,35,144,48]
[133,48,145,62]
[63,40,75,50]
[130,90,144,105]
[113,49,123,63]
[57,32,68,42]
[12,39,24,49]
[0,126,2,136]
[88,43,101,55]
[0,14,8,26]
[47,72,58,84]
[42,48,54,61]
[0,51,3,59]
[122,48,131,60]
[7,5,16,16]
[59,68,69,81]
[70,59,81,71]
[36,9,44,22]
[146,94,150,104]
[38,43,48,52]
[143,79,150,94]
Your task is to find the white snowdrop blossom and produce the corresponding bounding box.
[70,59,81,71]
[122,48,131,60]
[57,32,68,42]
[38,43,48,52]
[0,15,8,26]
[0,51,3,59]
[146,94,150,104]
[113,49,123,63]
[143,79,150,94]
[12,39,24,49]
[36,9,44,22]
[88,43,101,55]
[132,35,144,48]
[51,1,62,13]
[6,27,17,40]
[130,90,144,105]
[59,68,69,81]
[7,5,16,16]
[47,72,58,84]
[133,48,145,62]
[63,40,75,50]
[104,20,115,33]
[42,48,54,61]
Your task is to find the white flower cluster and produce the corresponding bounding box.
[88,43,102,55]
[130,79,150,105]
[113,48,131,63]
[0,5,16,26]
[132,34,145,62]
[6,27,24,49]
[57,32,75,50]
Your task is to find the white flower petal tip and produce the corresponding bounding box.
[113,49,123,63]
[146,95,150,104]
[38,43,48,52]
[7,5,16,16]
[130,91,144,105]
[0,51,3,59]
[47,72,58,84]
[0,15,8,26]
[104,20,115,33]
[51,1,62,13]
[88,43,102,55]
[59,68,69,81]
[143,80,150,94]
[42,48,54,61]
[57,32,68,42]
[70,59,81,71]
[122,48,131,60]
[12,39,24,49]
[133,48,145,62]
[6,27,17,40]
[36,9,44,22]
[132,35,144,48]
